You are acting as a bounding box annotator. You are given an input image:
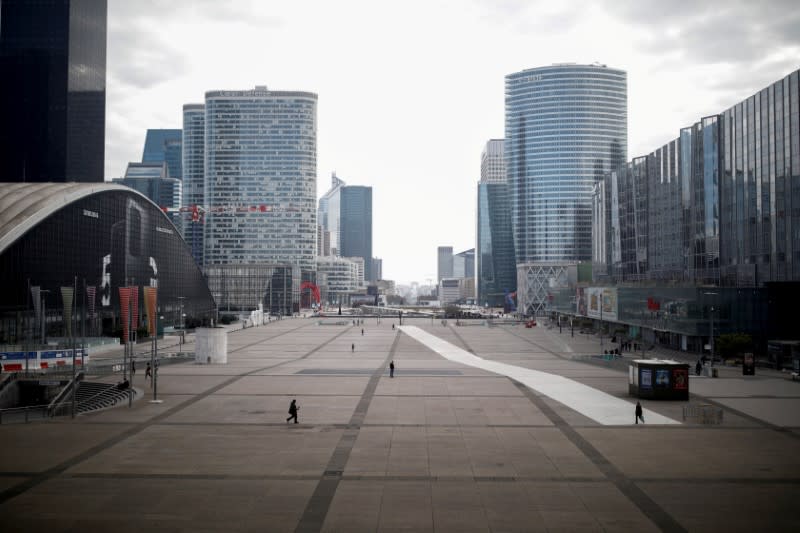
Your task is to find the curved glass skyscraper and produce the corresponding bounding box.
[505,64,627,263]
[203,87,317,271]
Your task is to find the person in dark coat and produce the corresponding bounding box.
[286,399,299,424]
[389,361,395,378]
[635,401,644,424]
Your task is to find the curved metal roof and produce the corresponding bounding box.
[0,182,143,255]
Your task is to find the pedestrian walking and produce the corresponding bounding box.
[145,362,152,386]
[389,360,395,378]
[286,399,299,424]
[130,359,136,381]
[351,343,355,352]
[635,401,645,424]
[361,328,364,336]
[392,323,395,330]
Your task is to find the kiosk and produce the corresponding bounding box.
[629,359,689,400]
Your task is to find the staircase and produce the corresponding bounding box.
[73,381,134,414]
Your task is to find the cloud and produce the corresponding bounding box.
[607,0,800,64]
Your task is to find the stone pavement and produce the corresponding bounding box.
[0,318,798,532]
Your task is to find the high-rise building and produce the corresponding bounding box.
[203,87,317,272]
[340,185,373,282]
[594,68,800,288]
[371,257,383,281]
[318,173,345,256]
[481,139,506,183]
[0,0,107,183]
[506,63,627,315]
[142,128,182,179]
[453,248,475,279]
[113,162,181,210]
[181,104,205,266]
[437,246,454,281]
[477,138,516,308]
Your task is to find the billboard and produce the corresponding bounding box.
[586,287,618,321]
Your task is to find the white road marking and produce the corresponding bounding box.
[400,325,680,426]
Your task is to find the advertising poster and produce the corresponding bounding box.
[640,369,652,389]
[586,287,618,321]
[655,369,670,387]
[672,368,688,390]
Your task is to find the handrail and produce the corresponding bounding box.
[0,372,16,394]
[47,371,84,417]
[74,382,123,408]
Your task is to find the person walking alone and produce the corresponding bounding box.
[145,362,152,386]
[389,360,395,378]
[130,359,136,382]
[351,343,355,352]
[286,399,299,424]
[635,401,645,424]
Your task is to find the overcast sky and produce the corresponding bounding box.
[105,0,800,285]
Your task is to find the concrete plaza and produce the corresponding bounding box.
[1,318,799,532]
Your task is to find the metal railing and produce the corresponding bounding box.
[682,404,724,424]
[47,371,84,417]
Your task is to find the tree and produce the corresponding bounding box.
[716,333,752,360]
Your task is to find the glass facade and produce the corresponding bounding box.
[0,183,215,345]
[317,172,345,256]
[113,163,182,212]
[316,256,360,303]
[719,70,800,285]
[597,69,799,289]
[339,186,373,282]
[204,264,297,315]
[0,0,107,183]
[181,104,205,266]
[437,246,453,281]
[203,88,317,271]
[505,64,627,263]
[481,139,506,183]
[477,182,517,306]
[142,128,182,179]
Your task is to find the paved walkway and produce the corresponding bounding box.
[400,325,678,425]
[0,318,798,532]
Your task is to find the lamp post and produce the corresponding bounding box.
[704,292,718,368]
[599,288,604,350]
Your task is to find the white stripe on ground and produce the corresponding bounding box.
[400,325,679,426]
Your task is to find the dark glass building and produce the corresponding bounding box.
[339,186,373,282]
[0,183,215,345]
[142,128,182,179]
[0,0,107,183]
[719,70,800,284]
[477,182,517,306]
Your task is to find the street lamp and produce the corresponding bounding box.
[704,292,718,368]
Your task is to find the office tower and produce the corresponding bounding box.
[453,248,475,279]
[481,139,506,183]
[594,68,800,287]
[478,139,516,307]
[142,129,182,179]
[371,257,383,281]
[437,246,454,281]
[113,162,181,209]
[181,104,205,266]
[318,172,345,256]
[340,185,373,281]
[0,0,107,182]
[506,63,627,314]
[203,86,317,271]
[477,138,516,307]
